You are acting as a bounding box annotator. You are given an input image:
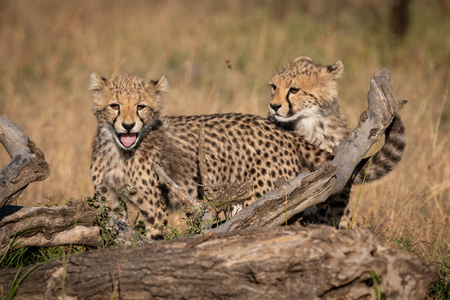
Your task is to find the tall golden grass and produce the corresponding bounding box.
[0,1,448,259]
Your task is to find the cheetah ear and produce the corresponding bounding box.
[326,61,344,78]
[89,73,108,94]
[293,56,313,63]
[149,76,169,94]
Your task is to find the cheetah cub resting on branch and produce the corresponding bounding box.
[268,57,405,228]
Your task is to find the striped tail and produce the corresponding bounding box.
[352,114,406,185]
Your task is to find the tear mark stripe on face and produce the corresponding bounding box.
[113,106,120,126]
[286,93,294,117]
[137,113,145,125]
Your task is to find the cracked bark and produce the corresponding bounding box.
[0,203,101,254]
[0,226,437,299]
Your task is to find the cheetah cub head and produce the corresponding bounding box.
[268,56,343,127]
[90,73,168,150]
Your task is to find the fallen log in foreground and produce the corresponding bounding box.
[0,226,437,299]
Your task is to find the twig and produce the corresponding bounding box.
[153,162,216,228]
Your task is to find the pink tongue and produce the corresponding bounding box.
[120,133,137,147]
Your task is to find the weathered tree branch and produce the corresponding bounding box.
[0,226,437,299]
[0,204,101,255]
[0,203,153,254]
[154,162,204,211]
[154,162,216,227]
[0,117,50,208]
[214,68,397,233]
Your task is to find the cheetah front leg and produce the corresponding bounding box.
[95,185,127,219]
[94,183,134,240]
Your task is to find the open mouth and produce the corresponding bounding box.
[119,133,138,148]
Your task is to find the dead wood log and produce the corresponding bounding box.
[214,68,398,232]
[0,117,50,208]
[0,204,101,255]
[0,226,437,299]
[0,203,151,254]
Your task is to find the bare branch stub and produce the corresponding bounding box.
[153,162,216,226]
[0,117,50,208]
[331,68,397,188]
[153,162,203,210]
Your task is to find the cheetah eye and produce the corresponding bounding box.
[289,87,300,94]
[110,104,120,110]
[269,84,277,91]
[137,105,146,111]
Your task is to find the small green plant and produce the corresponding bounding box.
[1,245,89,269]
[350,138,380,229]
[156,202,221,240]
[370,269,384,300]
[96,209,118,248]
[394,237,416,253]
[427,243,449,300]
[159,225,184,240]
[83,194,119,247]
[64,197,72,206]
[0,244,32,269]
[43,196,59,208]
[8,261,46,300]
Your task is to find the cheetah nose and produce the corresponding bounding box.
[122,122,136,132]
[270,103,282,112]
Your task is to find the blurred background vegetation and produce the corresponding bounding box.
[0,0,448,284]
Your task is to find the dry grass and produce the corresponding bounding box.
[0,0,448,261]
